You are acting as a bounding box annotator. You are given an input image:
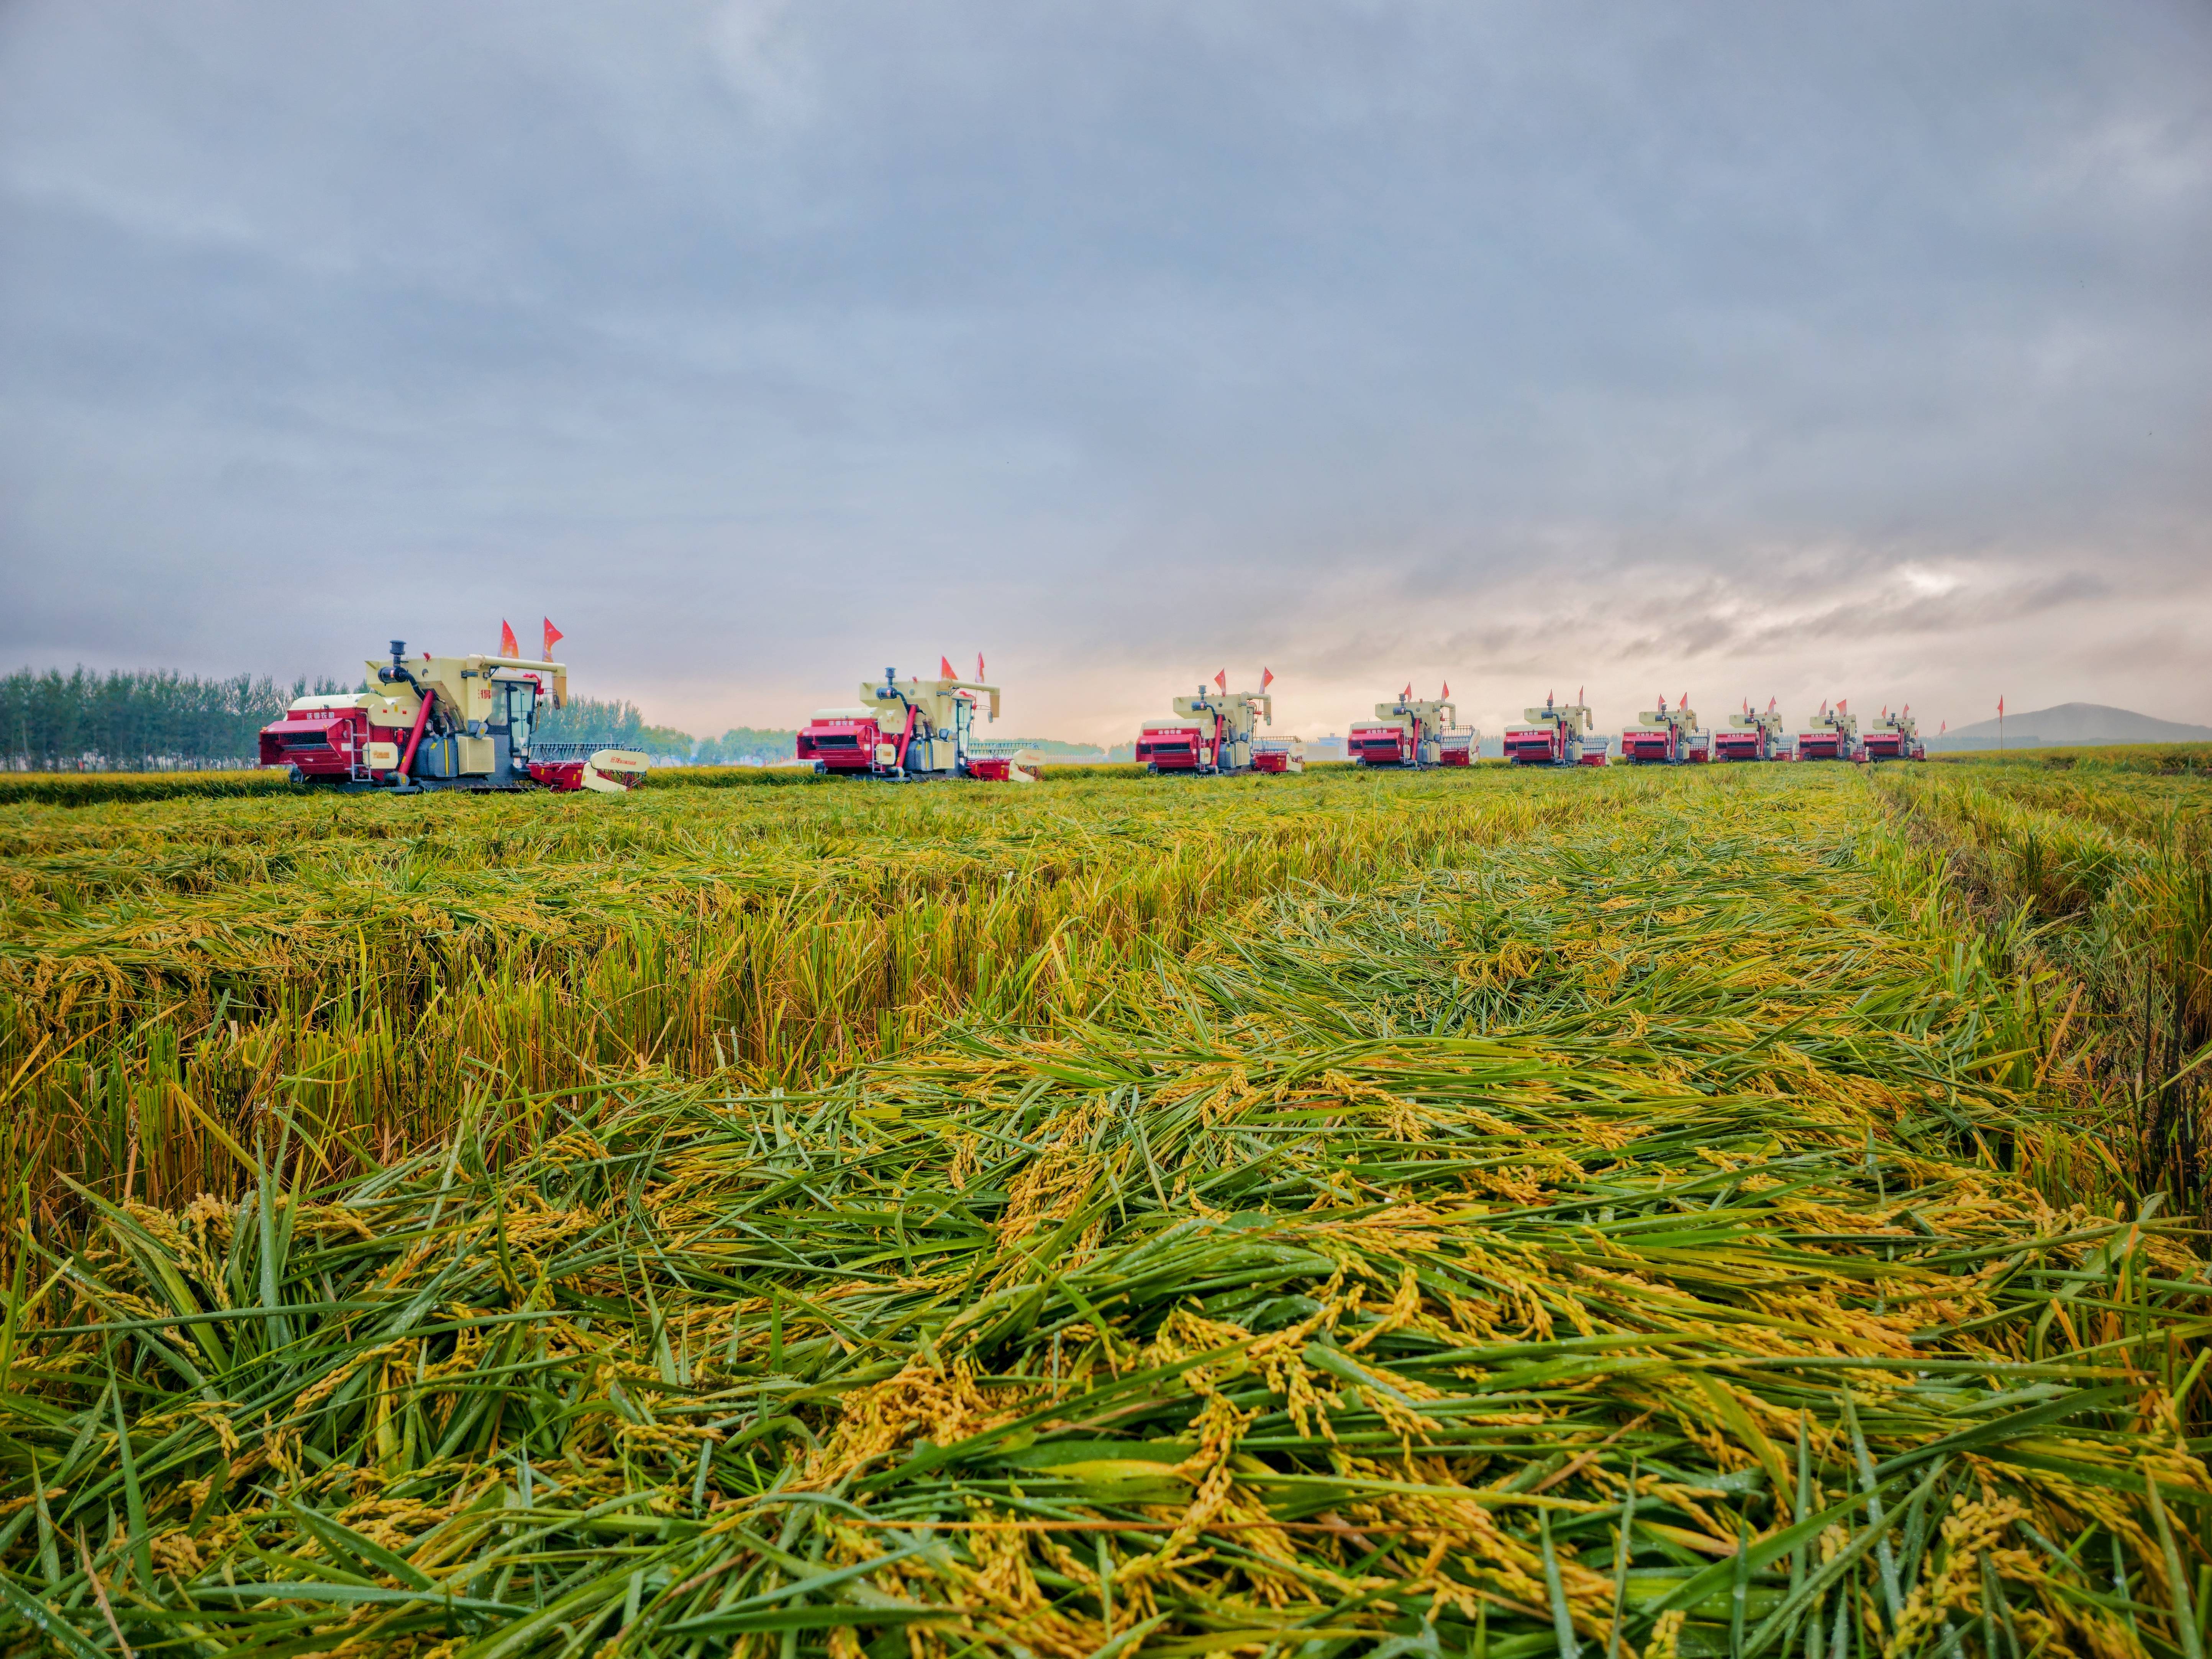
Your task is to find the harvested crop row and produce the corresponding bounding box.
[8,768,2202,1657]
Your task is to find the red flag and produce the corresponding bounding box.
[1441,680,1450,699]
[940,656,958,680]
[500,619,518,657]
[1837,698,1847,713]
[1576,686,1583,705]
[1997,695,2004,716]
[1940,720,1947,734]
[1402,683,1413,700]
[976,652,985,682]
[1214,670,1228,692]
[1680,691,1687,708]
[542,618,564,657]
[1260,667,1274,691]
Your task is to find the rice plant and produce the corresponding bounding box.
[2,764,2204,1657]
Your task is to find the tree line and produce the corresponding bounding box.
[1,664,811,771]
[0,666,353,771]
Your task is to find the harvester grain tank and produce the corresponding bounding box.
[1504,690,1600,766]
[796,661,1034,780]
[1715,698,1787,762]
[1349,688,1477,768]
[1796,701,1862,762]
[1135,672,1275,774]
[1622,695,1702,765]
[257,639,646,793]
[1862,706,1926,762]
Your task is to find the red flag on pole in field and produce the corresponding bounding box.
[500,620,519,657]
[1940,720,1947,734]
[542,618,564,657]
[1260,667,1274,692]
[1214,670,1228,692]
[940,656,957,680]
[1997,696,2004,716]
[976,653,985,682]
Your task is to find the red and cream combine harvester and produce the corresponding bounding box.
[259,633,646,794]
[1797,701,1863,762]
[796,658,1038,781]
[1715,698,1787,761]
[1136,670,1298,774]
[1622,694,1707,765]
[1862,706,1927,762]
[1504,691,1605,766]
[1350,686,1477,768]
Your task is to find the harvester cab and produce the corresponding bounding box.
[1136,683,1274,774]
[1350,695,1469,768]
[1863,706,1926,762]
[1504,691,1597,766]
[1715,699,1787,762]
[1623,695,1700,765]
[1797,702,1862,762]
[797,666,1020,780]
[258,639,647,794]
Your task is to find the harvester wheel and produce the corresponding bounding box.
[1146,763,1159,776]
[286,765,306,784]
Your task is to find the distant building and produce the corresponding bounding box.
[1310,733,1345,761]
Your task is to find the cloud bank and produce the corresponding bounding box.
[2,0,2207,743]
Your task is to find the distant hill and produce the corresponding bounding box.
[1929,702,2212,751]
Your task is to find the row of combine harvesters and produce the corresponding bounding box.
[257,633,1922,796]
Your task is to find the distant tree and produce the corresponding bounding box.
[694,728,799,765]
[0,666,349,771]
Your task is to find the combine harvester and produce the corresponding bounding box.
[1622,694,1703,765]
[1135,671,1277,775]
[796,659,1037,780]
[259,636,646,794]
[1862,705,1927,762]
[1504,690,1605,766]
[1796,700,1863,762]
[1715,698,1787,761]
[1349,686,1477,768]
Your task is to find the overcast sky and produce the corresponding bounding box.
[3,1,2207,743]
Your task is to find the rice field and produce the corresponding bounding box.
[2,762,2208,1658]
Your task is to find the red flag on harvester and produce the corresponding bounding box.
[1214,670,1228,692]
[1441,680,1450,699]
[940,656,958,680]
[976,653,985,682]
[1402,683,1413,700]
[500,620,519,657]
[543,618,564,657]
[1260,667,1274,691]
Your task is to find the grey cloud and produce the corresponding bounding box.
[1,0,2208,734]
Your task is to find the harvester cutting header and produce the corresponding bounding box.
[258,633,646,794]
[1136,670,1280,775]
[1350,686,1477,767]
[797,657,1037,781]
